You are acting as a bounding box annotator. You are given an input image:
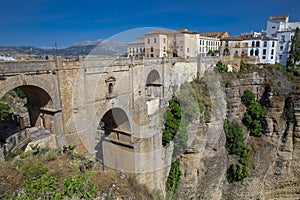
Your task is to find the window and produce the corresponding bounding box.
[163,38,166,44]
[263,49,266,55]
[108,83,113,94]
[187,48,189,53]
[281,35,285,42]
[272,26,276,29]
[255,49,259,56]
[279,55,282,59]
[262,56,266,59]
[256,41,260,47]
[272,41,275,47]
[263,41,267,47]
[280,46,283,51]
[271,56,274,59]
[151,54,154,57]
[250,49,254,56]
[252,41,255,47]
[154,38,157,43]
[271,49,274,55]
[163,46,166,52]
[148,38,150,44]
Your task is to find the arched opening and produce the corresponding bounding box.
[223,48,230,56]
[173,49,178,57]
[108,83,113,95]
[0,85,54,151]
[95,108,132,165]
[146,70,162,99]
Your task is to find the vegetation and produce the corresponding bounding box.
[241,90,266,137]
[224,120,245,155]
[224,120,251,182]
[162,97,183,147]
[13,88,26,99]
[166,159,181,196]
[0,100,10,120]
[0,147,156,199]
[208,49,220,55]
[215,61,228,73]
[288,27,300,66]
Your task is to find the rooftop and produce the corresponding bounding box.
[200,31,229,38]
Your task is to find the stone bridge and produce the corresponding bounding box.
[0,56,219,189]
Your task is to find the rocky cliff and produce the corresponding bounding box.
[177,65,300,199]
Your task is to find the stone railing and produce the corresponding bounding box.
[0,60,56,74]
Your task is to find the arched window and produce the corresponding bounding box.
[108,83,113,94]
[256,41,260,47]
[250,49,254,56]
[151,47,153,52]
[223,48,230,56]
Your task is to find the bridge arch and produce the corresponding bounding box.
[95,107,134,171]
[0,75,58,138]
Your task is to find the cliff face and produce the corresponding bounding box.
[177,67,300,199]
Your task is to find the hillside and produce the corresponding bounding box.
[0,39,128,57]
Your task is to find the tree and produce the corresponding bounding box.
[224,120,245,155]
[241,89,255,107]
[289,27,300,66]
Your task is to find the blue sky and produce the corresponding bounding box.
[1,0,300,47]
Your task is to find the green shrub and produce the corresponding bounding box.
[162,98,185,147]
[215,61,228,73]
[224,120,245,155]
[13,88,26,99]
[228,163,249,182]
[0,100,10,120]
[241,89,255,107]
[166,159,181,194]
[241,90,266,137]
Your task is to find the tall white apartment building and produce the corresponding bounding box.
[266,15,300,66]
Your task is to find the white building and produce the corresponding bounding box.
[266,15,300,66]
[127,37,145,58]
[220,32,277,66]
[199,32,228,56]
[243,32,277,64]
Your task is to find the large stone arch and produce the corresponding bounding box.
[94,107,134,171]
[0,74,59,135]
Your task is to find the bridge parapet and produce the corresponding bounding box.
[0,61,56,74]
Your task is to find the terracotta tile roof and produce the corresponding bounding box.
[144,29,172,35]
[128,37,144,45]
[200,31,229,38]
[268,15,289,21]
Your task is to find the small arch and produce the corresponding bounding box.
[108,83,113,94]
[146,70,161,86]
[173,49,178,57]
[223,48,230,56]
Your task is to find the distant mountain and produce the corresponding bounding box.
[0,39,128,57]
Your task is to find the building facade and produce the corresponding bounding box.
[220,32,277,67]
[199,32,228,57]
[128,29,227,59]
[266,15,300,66]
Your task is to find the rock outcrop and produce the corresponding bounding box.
[177,67,300,199]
